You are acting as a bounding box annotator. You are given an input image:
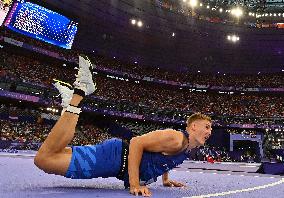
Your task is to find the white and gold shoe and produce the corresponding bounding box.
[73,55,96,95]
[53,81,74,108]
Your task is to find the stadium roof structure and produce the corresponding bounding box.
[41,0,284,73]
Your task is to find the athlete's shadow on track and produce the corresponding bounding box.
[36,186,187,198]
[36,186,131,197]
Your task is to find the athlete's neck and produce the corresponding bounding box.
[186,131,199,150]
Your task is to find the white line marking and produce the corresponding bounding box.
[184,178,284,198]
[239,165,257,168]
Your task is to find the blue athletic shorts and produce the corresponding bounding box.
[65,138,122,179]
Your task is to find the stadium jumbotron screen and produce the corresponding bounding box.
[4,0,78,49]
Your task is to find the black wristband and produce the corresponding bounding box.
[74,88,85,97]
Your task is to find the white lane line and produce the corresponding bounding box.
[239,165,257,168]
[183,178,284,198]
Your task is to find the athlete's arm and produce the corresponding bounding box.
[128,129,184,196]
[162,172,169,184]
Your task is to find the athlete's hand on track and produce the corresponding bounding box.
[130,185,152,197]
[163,180,186,187]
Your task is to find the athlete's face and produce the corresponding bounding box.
[190,120,212,146]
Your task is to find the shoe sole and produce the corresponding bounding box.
[79,54,93,69]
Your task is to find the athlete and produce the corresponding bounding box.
[34,55,212,197]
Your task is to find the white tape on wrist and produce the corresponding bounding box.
[66,105,81,115]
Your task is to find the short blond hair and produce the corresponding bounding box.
[186,113,212,126]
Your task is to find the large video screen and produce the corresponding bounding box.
[4,0,78,49]
[0,0,13,25]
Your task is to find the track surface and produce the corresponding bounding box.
[0,153,284,198]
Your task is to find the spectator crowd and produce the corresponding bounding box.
[0,51,283,126]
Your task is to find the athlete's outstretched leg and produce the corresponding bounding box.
[34,55,96,175]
